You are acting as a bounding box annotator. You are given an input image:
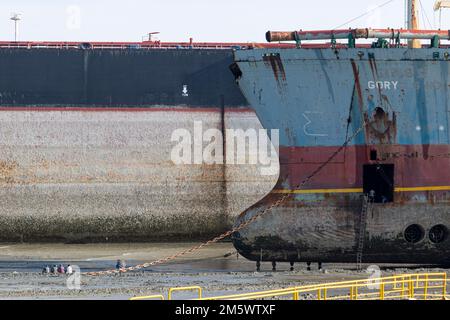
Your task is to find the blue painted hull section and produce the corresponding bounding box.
[234,48,450,147]
[231,48,450,264]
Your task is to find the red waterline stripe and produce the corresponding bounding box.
[0,106,254,113]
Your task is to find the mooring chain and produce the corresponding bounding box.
[85,121,368,276]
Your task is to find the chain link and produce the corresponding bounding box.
[85,121,369,276]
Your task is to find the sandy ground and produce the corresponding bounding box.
[0,242,448,300]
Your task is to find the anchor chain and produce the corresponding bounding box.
[85,121,368,276]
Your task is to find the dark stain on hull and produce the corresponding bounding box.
[350,59,364,109]
[263,53,287,87]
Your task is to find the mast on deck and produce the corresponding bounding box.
[266,1,449,48]
[407,0,421,48]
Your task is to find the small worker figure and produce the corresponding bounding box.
[42,265,50,274]
[58,264,65,274]
[51,265,58,274]
[116,259,126,270]
[369,189,376,201]
[66,264,73,275]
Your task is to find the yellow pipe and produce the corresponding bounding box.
[443,274,448,299]
[409,280,415,299]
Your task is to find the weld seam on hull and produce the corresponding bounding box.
[272,185,450,194]
[0,107,254,113]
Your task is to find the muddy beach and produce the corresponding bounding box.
[0,242,448,300]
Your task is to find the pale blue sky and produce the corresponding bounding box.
[0,0,448,42]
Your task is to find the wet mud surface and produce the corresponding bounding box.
[0,242,448,299]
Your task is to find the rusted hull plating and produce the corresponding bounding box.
[232,47,450,264]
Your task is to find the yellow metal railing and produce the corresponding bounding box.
[130,272,449,301]
[199,273,448,301]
